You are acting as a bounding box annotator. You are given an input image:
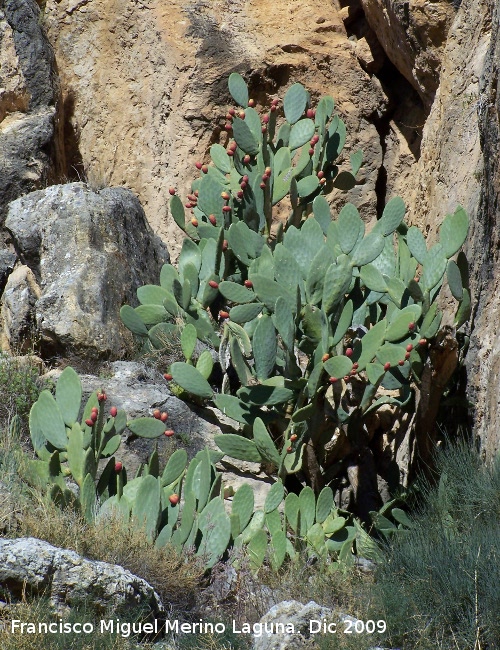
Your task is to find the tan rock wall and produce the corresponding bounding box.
[42,0,414,259]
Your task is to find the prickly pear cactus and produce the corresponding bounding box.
[26,367,167,522]
[121,75,471,498]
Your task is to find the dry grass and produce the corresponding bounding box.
[17,496,204,612]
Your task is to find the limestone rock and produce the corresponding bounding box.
[40,0,400,258]
[360,0,456,108]
[0,537,164,618]
[253,600,361,650]
[4,183,169,358]
[0,0,60,221]
[0,264,41,353]
[399,0,494,459]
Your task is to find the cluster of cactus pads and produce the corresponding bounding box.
[120,74,470,489]
[26,368,411,571]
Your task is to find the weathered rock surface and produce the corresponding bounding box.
[3,183,169,358]
[40,0,419,258]
[0,264,41,353]
[0,537,164,618]
[253,600,361,650]
[0,0,61,221]
[360,0,456,108]
[397,0,496,460]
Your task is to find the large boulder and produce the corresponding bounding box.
[0,0,60,222]
[3,183,169,358]
[0,537,164,619]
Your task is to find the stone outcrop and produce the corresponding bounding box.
[40,0,417,258]
[3,183,169,357]
[397,0,496,460]
[0,537,164,618]
[0,0,61,222]
[359,0,456,108]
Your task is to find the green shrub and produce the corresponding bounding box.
[375,441,500,649]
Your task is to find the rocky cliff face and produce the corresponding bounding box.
[2,0,500,458]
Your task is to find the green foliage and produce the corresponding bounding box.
[0,354,47,430]
[375,442,500,649]
[25,367,166,523]
[120,75,470,493]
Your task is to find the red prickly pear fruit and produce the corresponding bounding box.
[329,377,338,384]
[208,280,219,289]
[221,191,230,200]
[169,493,179,505]
[271,98,279,106]
[201,165,208,174]
[414,276,420,283]
[160,412,168,422]
[85,418,94,427]
[209,214,217,225]
[114,462,122,473]
[351,368,357,375]
[164,429,175,438]
[287,446,293,453]
[223,205,232,213]
[239,110,245,119]
[195,162,202,170]
[322,353,330,362]
[290,434,298,442]
[153,409,161,419]
[240,181,247,190]
[265,167,272,176]
[242,174,249,183]
[101,393,107,401]
[312,134,320,144]
[222,240,228,251]
[352,362,359,370]
[419,338,427,346]
[270,105,277,112]
[237,190,244,199]
[384,362,391,371]
[227,149,234,156]
[408,322,415,331]
[228,107,236,116]
[405,352,411,360]
[224,122,232,131]
[244,279,253,288]
[345,348,353,357]
[343,376,350,383]
[185,202,193,209]
[317,170,325,179]
[406,344,413,352]
[248,98,255,107]
[110,406,118,417]
[194,190,199,196]
[398,359,405,366]
[243,154,251,164]
[306,108,314,118]
[226,113,233,121]
[163,373,173,381]
[261,126,267,133]
[219,310,230,319]
[261,174,268,181]
[308,147,315,155]
[169,187,176,195]
[90,411,98,423]
[91,406,99,414]
[191,218,199,227]
[259,182,266,189]
[319,178,326,185]
[229,141,237,151]
[97,392,103,402]
[262,114,270,124]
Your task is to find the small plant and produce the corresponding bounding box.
[26,366,167,522]
[120,75,471,501]
[0,353,46,430]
